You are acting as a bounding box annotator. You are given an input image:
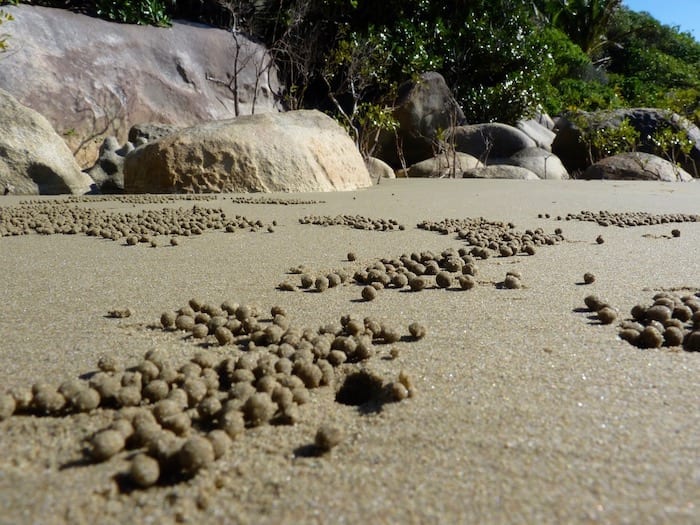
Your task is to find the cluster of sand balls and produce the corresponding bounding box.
[229,196,325,205]
[416,217,564,257]
[0,200,275,241]
[581,294,619,325]
[279,247,483,299]
[617,291,700,350]
[556,210,699,227]
[299,215,405,231]
[0,300,422,489]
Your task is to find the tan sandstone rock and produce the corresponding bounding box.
[0,89,93,195]
[124,110,372,193]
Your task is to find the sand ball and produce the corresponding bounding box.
[58,378,85,401]
[408,322,427,340]
[162,412,191,436]
[243,392,277,427]
[177,435,215,475]
[294,362,323,388]
[638,326,664,349]
[90,429,126,461]
[362,286,378,301]
[214,326,234,346]
[457,275,476,290]
[584,295,607,312]
[97,355,121,373]
[597,307,617,325]
[663,326,685,347]
[143,380,170,402]
[175,315,196,332]
[390,382,410,401]
[116,386,142,407]
[73,388,101,412]
[33,387,66,415]
[391,273,409,289]
[685,331,700,352]
[646,305,672,323]
[671,229,681,237]
[220,409,246,438]
[583,273,596,284]
[315,424,344,453]
[292,386,310,405]
[381,327,401,344]
[596,235,605,244]
[435,271,453,289]
[347,252,357,261]
[503,275,522,289]
[129,453,160,488]
[315,276,330,293]
[207,430,231,460]
[0,394,16,420]
[409,276,427,292]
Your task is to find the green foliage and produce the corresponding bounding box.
[571,114,640,163]
[0,8,12,53]
[95,0,171,26]
[604,7,700,117]
[649,124,694,166]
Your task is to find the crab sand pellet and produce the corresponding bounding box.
[0,296,428,492]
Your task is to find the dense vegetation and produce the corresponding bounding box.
[3,1,700,132]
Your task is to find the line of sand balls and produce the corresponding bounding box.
[20,194,220,206]
[551,210,699,227]
[416,217,565,257]
[0,201,275,241]
[279,247,527,299]
[299,215,405,231]
[0,300,425,489]
[229,196,325,205]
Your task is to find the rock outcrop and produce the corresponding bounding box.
[406,153,483,178]
[490,147,569,180]
[124,110,372,193]
[553,109,700,177]
[462,165,539,180]
[583,152,693,182]
[375,72,465,167]
[451,123,536,161]
[0,89,94,195]
[0,5,281,167]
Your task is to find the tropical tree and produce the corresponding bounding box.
[534,0,622,57]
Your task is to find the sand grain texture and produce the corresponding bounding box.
[0,180,698,524]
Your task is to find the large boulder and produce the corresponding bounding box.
[583,152,693,182]
[462,165,540,180]
[552,109,700,177]
[0,5,281,167]
[365,157,395,181]
[407,153,483,178]
[124,110,372,193]
[0,89,94,195]
[451,123,536,162]
[491,147,569,180]
[516,118,556,151]
[375,72,465,167]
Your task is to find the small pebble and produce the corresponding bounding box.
[596,235,604,244]
[583,272,595,284]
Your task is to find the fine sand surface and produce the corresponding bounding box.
[0,179,698,524]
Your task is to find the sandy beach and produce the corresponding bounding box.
[0,179,698,524]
